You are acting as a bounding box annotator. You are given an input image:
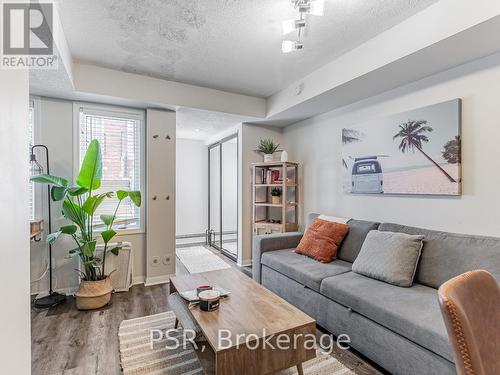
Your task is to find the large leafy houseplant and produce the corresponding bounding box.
[31,139,141,282]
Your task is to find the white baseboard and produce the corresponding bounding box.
[31,285,79,297]
[238,259,252,267]
[144,274,172,286]
[132,276,145,286]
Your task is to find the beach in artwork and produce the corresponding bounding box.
[342,99,461,196]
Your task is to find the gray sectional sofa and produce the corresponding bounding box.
[252,213,500,375]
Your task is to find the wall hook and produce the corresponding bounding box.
[153,134,159,139]
[152,195,157,200]
[165,195,170,200]
[165,135,171,140]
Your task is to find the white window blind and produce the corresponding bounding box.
[78,106,143,230]
[28,102,35,221]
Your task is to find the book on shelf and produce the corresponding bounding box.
[261,169,281,184]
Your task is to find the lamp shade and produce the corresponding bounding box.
[30,153,44,176]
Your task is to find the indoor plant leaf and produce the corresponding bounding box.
[76,139,102,190]
[82,194,106,215]
[47,231,62,244]
[65,248,81,259]
[67,187,88,196]
[101,229,116,244]
[62,199,85,227]
[108,246,121,256]
[116,190,128,201]
[81,241,97,257]
[31,173,69,188]
[60,225,77,235]
[100,214,114,226]
[51,186,68,201]
[128,191,142,207]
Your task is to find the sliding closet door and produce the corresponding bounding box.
[208,134,238,260]
[221,138,238,257]
[209,145,221,249]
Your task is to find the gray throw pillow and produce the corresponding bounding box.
[352,230,424,287]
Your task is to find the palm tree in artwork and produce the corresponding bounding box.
[342,128,362,168]
[393,120,456,183]
[442,135,461,164]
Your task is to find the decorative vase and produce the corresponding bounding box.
[264,154,273,163]
[272,196,281,205]
[281,150,288,162]
[75,277,113,310]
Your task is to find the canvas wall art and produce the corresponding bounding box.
[342,99,462,196]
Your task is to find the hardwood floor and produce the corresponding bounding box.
[31,284,171,375]
[32,251,385,375]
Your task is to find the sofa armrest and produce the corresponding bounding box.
[252,232,303,283]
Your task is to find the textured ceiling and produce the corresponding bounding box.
[56,0,437,97]
[176,107,249,141]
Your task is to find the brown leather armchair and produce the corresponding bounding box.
[438,270,500,375]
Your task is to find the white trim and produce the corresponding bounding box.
[144,275,172,286]
[29,96,44,221]
[31,285,79,297]
[238,259,252,267]
[132,276,146,286]
[72,101,146,233]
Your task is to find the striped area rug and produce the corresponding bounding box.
[119,311,354,375]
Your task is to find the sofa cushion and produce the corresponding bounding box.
[352,230,424,287]
[261,249,352,292]
[320,272,453,361]
[296,218,350,262]
[306,214,380,263]
[337,219,380,263]
[379,222,500,288]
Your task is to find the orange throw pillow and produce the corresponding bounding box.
[295,218,349,263]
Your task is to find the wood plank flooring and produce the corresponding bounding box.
[32,251,385,375]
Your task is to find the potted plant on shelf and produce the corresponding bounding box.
[31,139,141,310]
[256,138,280,162]
[271,187,282,205]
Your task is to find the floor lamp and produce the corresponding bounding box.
[31,144,66,309]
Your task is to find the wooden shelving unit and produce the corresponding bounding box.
[252,161,299,235]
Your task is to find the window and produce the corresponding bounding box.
[76,104,144,231]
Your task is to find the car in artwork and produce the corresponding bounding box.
[351,156,383,194]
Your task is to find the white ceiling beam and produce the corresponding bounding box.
[72,63,266,118]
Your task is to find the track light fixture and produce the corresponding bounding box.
[282,0,324,53]
[282,40,304,53]
[282,19,306,35]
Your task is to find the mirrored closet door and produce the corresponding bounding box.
[208,134,238,260]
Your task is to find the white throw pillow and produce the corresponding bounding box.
[318,214,350,224]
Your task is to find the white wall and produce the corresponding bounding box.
[284,52,500,237]
[176,139,208,236]
[146,109,176,284]
[0,70,30,374]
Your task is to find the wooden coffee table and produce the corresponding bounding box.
[170,268,316,375]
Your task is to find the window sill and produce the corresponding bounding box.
[93,228,145,236]
[115,229,145,236]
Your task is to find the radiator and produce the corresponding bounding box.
[93,241,133,292]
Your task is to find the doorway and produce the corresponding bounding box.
[207,134,238,261]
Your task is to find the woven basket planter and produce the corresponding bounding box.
[75,277,113,310]
[271,196,281,205]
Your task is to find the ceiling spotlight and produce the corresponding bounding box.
[299,0,325,16]
[282,19,306,35]
[195,128,201,132]
[282,40,303,53]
